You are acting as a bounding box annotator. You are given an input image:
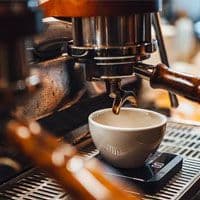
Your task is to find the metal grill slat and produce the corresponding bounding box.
[144,194,166,200]
[164,185,182,190]
[43,185,64,192]
[0,193,16,199]
[38,188,60,195]
[27,194,50,200]
[11,188,27,194]
[17,185,33,191]
[153,193,172,199]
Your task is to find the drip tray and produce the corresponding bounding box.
[0,121,200,200]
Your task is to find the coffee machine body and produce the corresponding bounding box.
[0,1,199,200]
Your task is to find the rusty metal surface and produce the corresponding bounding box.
[16,56,85,120]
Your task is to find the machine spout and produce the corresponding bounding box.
[112,90,137,115]
[105,79,137,114]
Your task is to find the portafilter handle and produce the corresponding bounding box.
[134,63,200,103]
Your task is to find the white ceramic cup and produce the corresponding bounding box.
[88,108,167,168]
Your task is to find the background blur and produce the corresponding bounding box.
[141,0,200,122]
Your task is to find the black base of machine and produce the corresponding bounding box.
[97,152,183,194]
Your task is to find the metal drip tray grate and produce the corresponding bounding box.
[160,123,200,160]
[0,121,199,200]
[0,170,70,200]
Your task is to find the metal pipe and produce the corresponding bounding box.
[152,13,179,108]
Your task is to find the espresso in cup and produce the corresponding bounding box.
[88,108,167,168]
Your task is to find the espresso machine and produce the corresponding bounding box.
[0,0,199,200]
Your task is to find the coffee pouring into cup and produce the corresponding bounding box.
[89,108,167,168]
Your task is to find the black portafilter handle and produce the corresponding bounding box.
[134,63,200,103]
